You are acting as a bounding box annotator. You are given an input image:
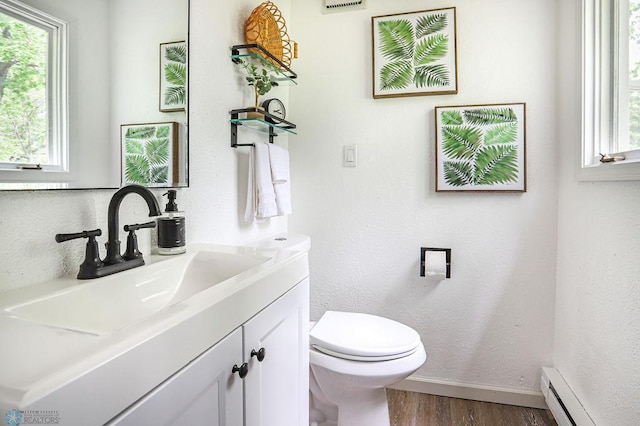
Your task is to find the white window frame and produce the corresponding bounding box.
[0,0,68,182]
[580,0,640,180]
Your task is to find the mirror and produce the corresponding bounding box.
[0,0,189,190]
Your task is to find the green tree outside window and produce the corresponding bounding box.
[0,11,48,164]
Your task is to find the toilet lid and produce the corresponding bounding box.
[310,311,421,359]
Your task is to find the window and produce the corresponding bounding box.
[0,0,67,179]
[582,0,640,180]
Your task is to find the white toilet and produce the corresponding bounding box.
[250,234,426,426]
[309,311,427,426]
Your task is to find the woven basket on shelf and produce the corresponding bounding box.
[245,1,293,68]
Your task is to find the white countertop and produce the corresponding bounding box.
[0,243,309,425]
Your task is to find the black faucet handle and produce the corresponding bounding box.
[55,229,102,243]
[122,221,155,261]
[123,221,157,232]
[55,229,104,279]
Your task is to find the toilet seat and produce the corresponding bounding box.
[310,311,421,361]
[311,344,418,361]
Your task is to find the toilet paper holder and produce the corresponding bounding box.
[420,247,451,278]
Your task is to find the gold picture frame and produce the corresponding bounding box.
[159,41,187,112]
[434,103,527,192]
[372,7,458,99]
[121,122,179,187]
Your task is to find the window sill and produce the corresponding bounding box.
[577,158,640,181]
[0,168,72,186]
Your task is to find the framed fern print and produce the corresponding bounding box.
[121,122,179,187]
[435,103,527,192]
[372,8,458,99]
[160,41,187,112]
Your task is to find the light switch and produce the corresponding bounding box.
[343,145,358,167]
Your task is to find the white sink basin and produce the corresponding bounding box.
[4,247,271,335]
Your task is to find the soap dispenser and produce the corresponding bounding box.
[157,190,186,255]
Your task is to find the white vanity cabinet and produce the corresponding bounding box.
[107,279,309,426]
[244,277,309,426]
[107,328,244,425]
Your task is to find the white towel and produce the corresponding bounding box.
[245,143,278,222]
[268,143,289,184]
[244,147,257,222]
[268,144,292,215]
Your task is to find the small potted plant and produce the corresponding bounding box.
[239,59,274,119]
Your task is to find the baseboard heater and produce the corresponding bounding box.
[541,367,596,426]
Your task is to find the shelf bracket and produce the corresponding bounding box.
[230,111,254,148]
[230,44,297,79]
[269,126,276,144]
[229,108,295,148]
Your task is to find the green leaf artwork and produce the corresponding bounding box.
[442,126,482,160]
[416,14,447,38]
[414,64,449,88]
[463,107,517,126]
[414,34,448,66]
[378,20,415,62]
[380,60,413,90]
[122,123,176,186]
[373,8,456,97]
[437,105,525,191]
[441,110,463,125]
[160,42,186,111]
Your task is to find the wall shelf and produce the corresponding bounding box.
[230,108,297,148]
[230,44,298,148]
[231,44,297,85]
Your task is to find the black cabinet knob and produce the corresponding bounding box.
[232,363,249,379]
[251,347,266,362]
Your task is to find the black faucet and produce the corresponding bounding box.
[104,184,162,265]
[56,184,163,279]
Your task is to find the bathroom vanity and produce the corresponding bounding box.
[0,244,309,425]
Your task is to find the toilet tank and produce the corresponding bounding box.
[250,234,311,253]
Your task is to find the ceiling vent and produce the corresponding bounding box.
[322,0,367,14]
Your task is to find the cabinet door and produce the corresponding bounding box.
[107,328,244,426]
[243,279,309,426]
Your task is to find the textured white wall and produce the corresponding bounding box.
[288,0,558,391]
[185,0,289,244]
[556,1,640,424]
[0,189,159,290]
[0,0,288,292]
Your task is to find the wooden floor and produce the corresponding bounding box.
[387,389,557,426]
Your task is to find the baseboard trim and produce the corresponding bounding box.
[388,377,548,410]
